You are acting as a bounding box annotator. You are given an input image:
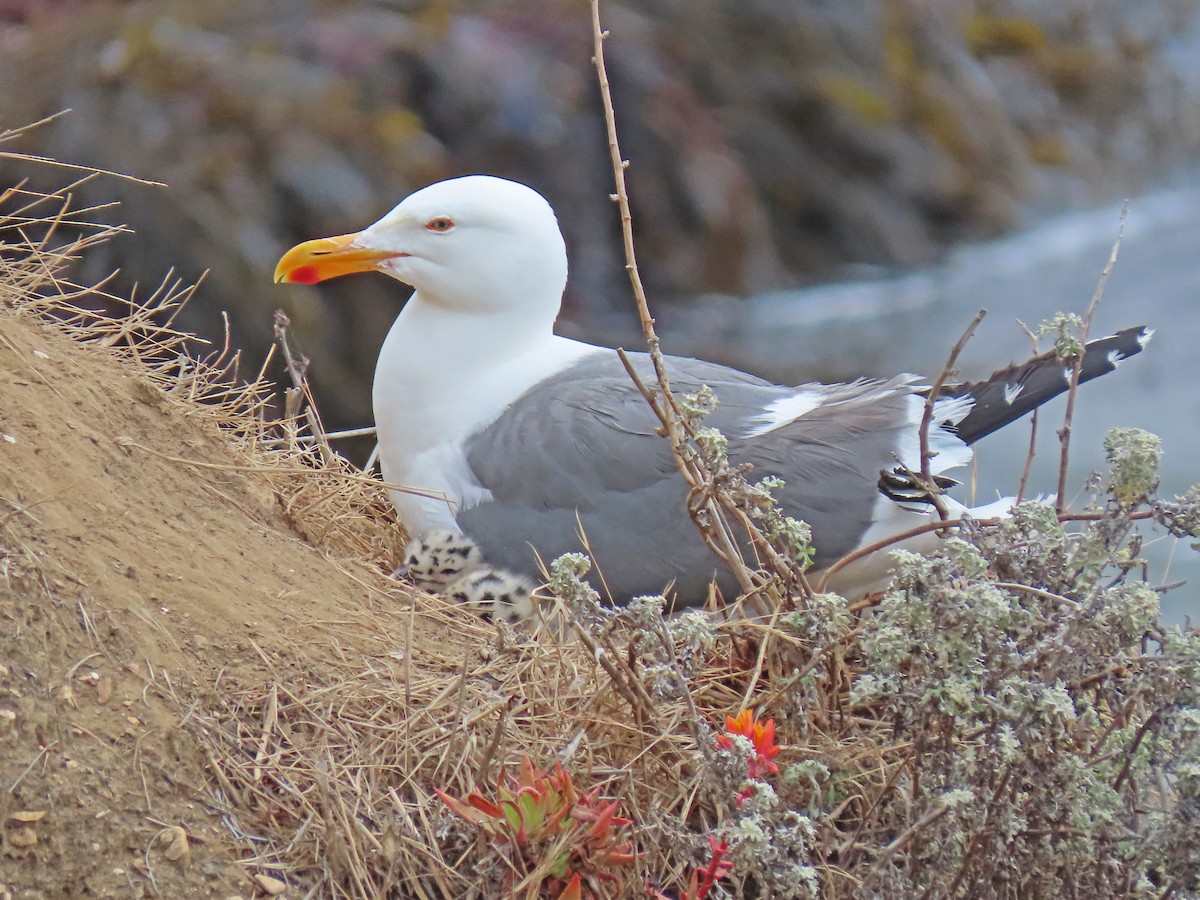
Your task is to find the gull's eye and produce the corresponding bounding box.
[425,217,455,233]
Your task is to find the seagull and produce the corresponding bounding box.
[275,175,1151,607]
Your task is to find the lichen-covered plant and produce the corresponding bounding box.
[837,431,1200,898]
[540,221,1200,898]
[551,425,1200,899]
[436,756,639,898]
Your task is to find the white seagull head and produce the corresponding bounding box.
[275,175,568,320]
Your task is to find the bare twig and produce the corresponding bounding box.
[1056,203,1127,513]
[0,110,167,187]
[273,310,335,465]
[819,505,1156,596]
[1015,318,1041,503]
[817,516,979,593]
[8,740,59,793]
[868,804,949,871]
[1016,407,1039,504]
[590,10,679,441]
[1114,706,1164,790]
[592,2,810,608]
[914,309,987,523]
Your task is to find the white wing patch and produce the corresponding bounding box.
[1003,382,1024,405]
[742,389,826,437]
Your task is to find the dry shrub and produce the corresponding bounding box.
[3,121,1200,899]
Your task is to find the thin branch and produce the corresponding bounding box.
[1016,408,1039,504]
[592,3,788,605]
[868,805,949,871]
[1015,318,1041,503]
[818,516,978,593]
[273,309,334,465]
[819,506,1156,594]
[589,7,679,441]
[917,308,986,522]
[1113,707,1163,790]
[1056,203,1127,513]
[0,144,166,189]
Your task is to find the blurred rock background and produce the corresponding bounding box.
[3,0,1198,616]
[2,0,1199,428]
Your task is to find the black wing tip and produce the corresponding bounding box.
[1084,324,1153,371]
[1107,324,1153,347]
[949,321,1153,446]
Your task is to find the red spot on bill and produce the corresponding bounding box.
[288,265,320,284]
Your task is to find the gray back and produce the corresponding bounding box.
[459,351,915,606]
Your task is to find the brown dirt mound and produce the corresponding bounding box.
[0,176,516,894]
[0,307,365,895]
[0,278,504,894]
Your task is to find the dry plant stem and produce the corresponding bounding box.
[615,353,760,601]
[1113,707,1164,791]
[1017,408,1039,503]
[817,516,984,593]
[593,1,792,605]
[567,606,656,720]
[820,503,1154,596]
[739,602,786,709]
[616,347,813,612]
[575,510,623,604]
[645,618,705,740]
[992,581,1081,610]
[273,310,334,465]
[918,308,986,522]
[1088,695,1147,763]
[113,437,432,493]
[260,425,379,449]
[869,804,949,871]
[1015,320,1042,503]
[1056,203,1127,514]
[589,8,678,437]
[835,754,918,860]
[947,765,1024,899]
[1,111,167,187]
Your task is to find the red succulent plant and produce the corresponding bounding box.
[436,756,639,898]
[716,708,781,780]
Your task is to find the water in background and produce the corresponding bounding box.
[662,182,1200,624]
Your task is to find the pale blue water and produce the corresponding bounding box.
[662,183,1200,625]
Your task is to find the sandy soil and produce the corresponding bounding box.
[0,310,415,897]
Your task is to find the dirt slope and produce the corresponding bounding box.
[0,309,422,897]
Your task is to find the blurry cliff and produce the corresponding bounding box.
[2,0,1199,432]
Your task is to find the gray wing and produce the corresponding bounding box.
[458,351,916,607]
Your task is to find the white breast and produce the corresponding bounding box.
[371,296,602,533]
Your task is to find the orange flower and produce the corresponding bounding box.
[716,709,780,779]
